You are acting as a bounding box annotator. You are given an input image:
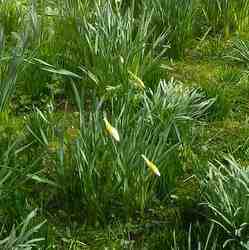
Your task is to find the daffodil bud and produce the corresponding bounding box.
[141,154,160,177]
[104,117,120,142]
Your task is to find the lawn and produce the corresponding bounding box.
[1,0,249,249]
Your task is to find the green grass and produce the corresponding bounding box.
[1,0,249,249]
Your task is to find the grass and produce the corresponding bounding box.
[1,0,249,249]
[201,0,249,39]
[200,156,249,248]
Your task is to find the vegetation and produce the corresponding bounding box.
[1,0,249,249]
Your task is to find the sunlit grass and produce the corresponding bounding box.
[1,0,249,249]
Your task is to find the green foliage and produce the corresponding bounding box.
[0,30,25,112]
[0,209,45,250]
[0,0,25,37]
[21,78,213,226]
[201,0,249,38]
[149,0,196,58]
[171,223,220,250]
[78,1,168,92]
[144,79,215,144]
[201,156,249,248]
[215,65,241,85]
[228,39,249,65]
[25,107,53,147]
[1,0,249,249]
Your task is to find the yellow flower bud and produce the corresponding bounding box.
[104,117,120,142]
[141,154,160,177]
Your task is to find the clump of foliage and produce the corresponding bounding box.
[201,0,249,39]
[200,156,249,248]
[1,0,249,248]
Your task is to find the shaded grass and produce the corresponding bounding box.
[1,0,249,249]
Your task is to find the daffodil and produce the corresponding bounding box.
[128,70,145,89]
[104,116,120,142]
[141,154,160,176]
